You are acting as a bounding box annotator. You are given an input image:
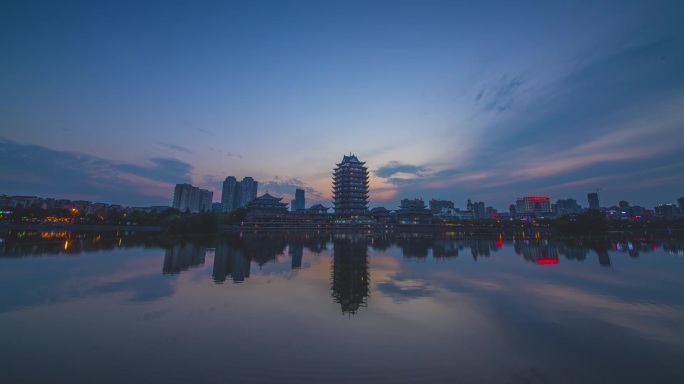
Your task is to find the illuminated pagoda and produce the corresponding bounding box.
[332,154,369,219]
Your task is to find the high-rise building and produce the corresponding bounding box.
[221,176,258,211]
[294,188,305,211]
[173,183,195,212]
[199,189,213,212]
[237,177,258,208]
[587,193,600,210]
[678,197,684,214]
[655,204,678,217]
[556,198,582,215]
[472,201,486,219]
[429,198,454,213]
[221,176,237,212]
[332,154,369,217]
[516,196,552,215]
[172,183,212,213]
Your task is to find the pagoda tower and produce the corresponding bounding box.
[332,154,369,217]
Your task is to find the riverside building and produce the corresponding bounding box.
[332,154,370,221]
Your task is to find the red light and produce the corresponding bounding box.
[527,197,549,201]
[537,258,558,265]
[496,239,503,247]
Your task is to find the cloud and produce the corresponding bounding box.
[160,142,194,154]
[376,276,434,302]
[421,34,684,208]
[0,139,193,206]
[375,161,428,179]
[114,158,193,184]
[260,176,325,203]
[476,75,526,112]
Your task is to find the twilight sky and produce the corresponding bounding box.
[1,0,683,210]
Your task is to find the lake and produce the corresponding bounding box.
[1,230,684,383]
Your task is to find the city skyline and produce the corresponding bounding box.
[1,1,683,209]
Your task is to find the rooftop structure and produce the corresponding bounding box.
[245,193,289,221]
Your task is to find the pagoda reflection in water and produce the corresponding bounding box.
[331,233,370,315]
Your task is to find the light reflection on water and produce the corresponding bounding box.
[1,230,684,383]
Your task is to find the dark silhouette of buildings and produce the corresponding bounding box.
[587,192,600,210]
[429,198,454,213]
[556,198,582,215]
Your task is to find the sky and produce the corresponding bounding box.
[1,0,683,210]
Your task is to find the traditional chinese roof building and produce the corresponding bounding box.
[395,198,433,225]
[332,154,369,218]
[369,206,392,223]
[245,193,289,221]
[307,203,330,214]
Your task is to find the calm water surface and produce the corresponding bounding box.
[1,230,684,384]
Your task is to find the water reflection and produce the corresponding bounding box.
[4,229,684,265]
[2,229,684,383]
[0,229,166,257]
[162,243,206,274]
[331,234,370,315]
[213,239,251,283]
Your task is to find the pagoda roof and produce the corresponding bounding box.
[309,203,330,211]
[336,154,366,166]
[370,207,390,213]
[255,193,283,202]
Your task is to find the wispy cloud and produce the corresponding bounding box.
[476,75,527,112]
[160,142,194,154]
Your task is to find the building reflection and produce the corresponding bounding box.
[162,243,206,274]
[513,239,559,265]
[0,230,165,258]
[432,238,459,259]
[213,237,251,283]
[396,233,432,259]
[289,242,303,269]
[241,232,288,267]
[331,233,370,315]
[370,234,392,252]
[469,239,493,261]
